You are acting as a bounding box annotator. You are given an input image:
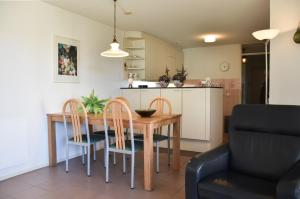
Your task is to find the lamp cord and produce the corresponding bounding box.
[265,40,270,104]
[113,0,117,42]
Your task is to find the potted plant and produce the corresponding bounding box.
[172,65,188,87]
[81,89,109,114]
[294,22,300,43]
[158,66,170,88]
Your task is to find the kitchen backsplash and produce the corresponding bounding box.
[185,79,241,116]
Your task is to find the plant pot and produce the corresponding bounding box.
[159,81,169,88]
[294,28,300,43]
[174,80,184,87]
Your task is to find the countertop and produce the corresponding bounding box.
[120,86,223,89]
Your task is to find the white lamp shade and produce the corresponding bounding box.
[101,42,129,58]
[252,29,280,40]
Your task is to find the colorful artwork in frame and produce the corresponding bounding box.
[53,36,80,83]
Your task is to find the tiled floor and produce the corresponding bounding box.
[0,150,196,199]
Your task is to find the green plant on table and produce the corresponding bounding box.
[81,89,109,114]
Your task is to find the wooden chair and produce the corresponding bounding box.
[103,99,143,189]
[135,97,172,173]
[94,96,131,165]
[62,99,105,176]
[93,96,130,138]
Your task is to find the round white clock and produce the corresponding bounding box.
[219,62,230,72]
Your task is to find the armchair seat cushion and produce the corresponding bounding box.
[198,171,276,199]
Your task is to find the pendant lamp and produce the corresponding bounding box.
[101,0,129,58]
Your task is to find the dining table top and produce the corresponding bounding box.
[47,112,181,126]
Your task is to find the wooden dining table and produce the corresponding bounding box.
[47,112,181,191]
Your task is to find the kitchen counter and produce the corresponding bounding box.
[121,86,223,89]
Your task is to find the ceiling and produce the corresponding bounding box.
[44,0,270,48]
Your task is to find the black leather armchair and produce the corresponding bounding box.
[186,104,300,199]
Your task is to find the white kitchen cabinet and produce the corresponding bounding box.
[121,89,140,111]
[140,89,161,109]
[182,89,207,140]
[160,89,182,114]
[160,89,182,137]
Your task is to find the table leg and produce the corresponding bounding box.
[89,125,94,158]
[173,118,181,170]
[144,124,154,191]
[48,116,57,166]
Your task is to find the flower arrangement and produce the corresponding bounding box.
[172,65,188,87]
[158,66,170,87]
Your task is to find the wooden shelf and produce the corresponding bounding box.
[125,47,145,50]
[125,57,144,60]
[127,68,145,70]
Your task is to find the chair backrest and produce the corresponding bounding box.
[149,97,172,116]
[103,99,134,151]
[62,99,90,143]
[229,104,300,180]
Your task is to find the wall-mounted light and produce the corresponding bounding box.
[204,35,217,43]
[242,57,247,63]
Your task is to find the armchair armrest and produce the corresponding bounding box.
[185,144,229,199]
[277,161,300,199]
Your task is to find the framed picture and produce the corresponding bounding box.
[53,35,80,83]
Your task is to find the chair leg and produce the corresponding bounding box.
[123,154,126,174]
[87,145,91,176]
[93,143,97,161]
[65,143,69,173]
[109,137,117,165]
[126,128,129,140]
[131,153,135,189]
[156,141,160,174]
[105,148,110,183]
[167,125,171,167]
[113,152,117,165]
[81,146,85,165]
[103,142,106,167]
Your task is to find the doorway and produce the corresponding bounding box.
[241,44,268,104]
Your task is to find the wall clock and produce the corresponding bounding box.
[219,62,230,72]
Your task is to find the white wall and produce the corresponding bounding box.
[0,2,124,180]
[183,44,241,79]
[144,33,183,80]
[269,0,300,105]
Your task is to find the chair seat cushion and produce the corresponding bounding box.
[69,134,105,143]
[110,140,143,152]
[94,130,116,137]
[134,134,168,142]
[198,171,276,199]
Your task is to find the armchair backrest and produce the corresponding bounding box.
[229,104,300,180]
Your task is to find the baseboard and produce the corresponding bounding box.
[0,162,49,182]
